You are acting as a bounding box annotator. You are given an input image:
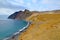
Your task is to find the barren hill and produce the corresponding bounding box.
[18,14,60,40]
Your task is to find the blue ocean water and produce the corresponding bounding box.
[0,15,8,19]
[0,15,28,40]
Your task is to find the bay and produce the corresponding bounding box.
[0,15,28,40]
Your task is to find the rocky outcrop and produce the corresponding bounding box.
[8,12,19,19]
[8,9,32,20]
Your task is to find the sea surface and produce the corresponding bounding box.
[0,15,28,40]
[0,15,9,19]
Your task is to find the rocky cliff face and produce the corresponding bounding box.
[8,12,19,19]
[15,9,32,20]
[8,9,32,20]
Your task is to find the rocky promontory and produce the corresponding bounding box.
[8,9,32,20]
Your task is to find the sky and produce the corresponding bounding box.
[0,0,60,15]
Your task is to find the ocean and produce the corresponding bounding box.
[0,15,9,19]
[0,15,29,40]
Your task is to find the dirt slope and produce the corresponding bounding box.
[18,14,60,40]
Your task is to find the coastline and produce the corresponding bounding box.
[3,21,30,40]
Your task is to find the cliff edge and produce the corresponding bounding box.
[8,9,32,20]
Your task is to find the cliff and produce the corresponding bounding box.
[8,12,19,19]
[8,9,32,20]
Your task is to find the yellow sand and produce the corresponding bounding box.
[18,14,60,40]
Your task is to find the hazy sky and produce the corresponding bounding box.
[0,0,60,15]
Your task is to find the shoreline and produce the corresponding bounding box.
[3,21,30,40]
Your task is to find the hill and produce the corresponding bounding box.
[18,14,60,40]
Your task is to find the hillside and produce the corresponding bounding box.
[17,10,60,40]
[26,10,60,21]
[18,14,60,40]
